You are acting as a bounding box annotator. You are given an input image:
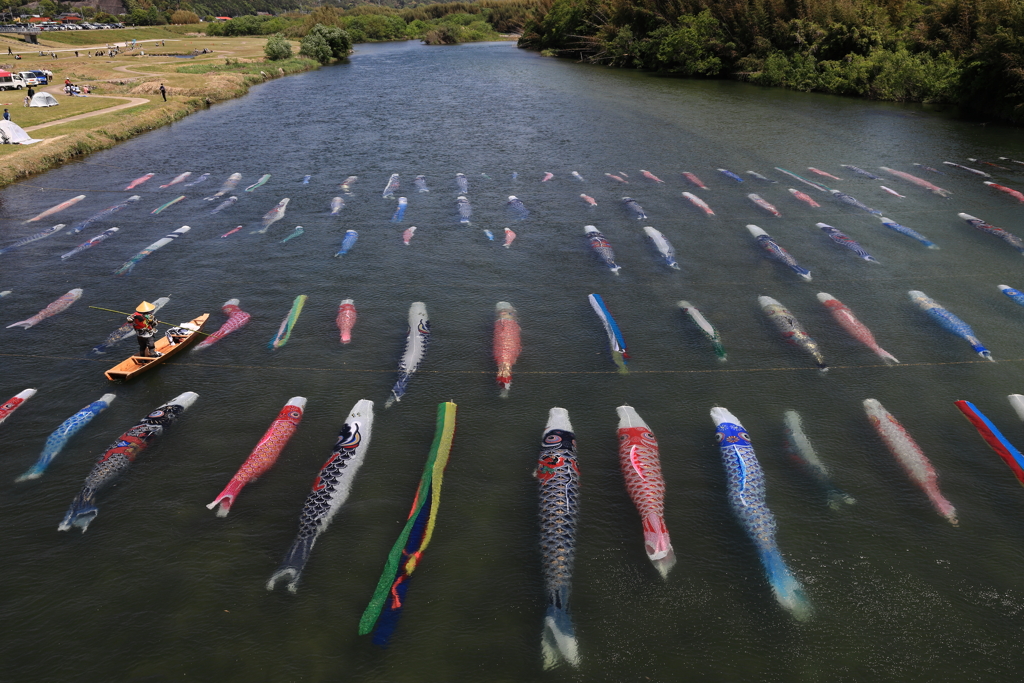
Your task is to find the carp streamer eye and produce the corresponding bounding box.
[740,432,750,441]
[715,432,723,442]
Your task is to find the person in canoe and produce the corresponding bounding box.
[130,302,162,358]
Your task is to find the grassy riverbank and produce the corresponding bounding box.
[0,33,316,188]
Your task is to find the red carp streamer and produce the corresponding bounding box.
[817,293,898,364]
[494,301,522,397]
[337,299,357,343]
[788,188,820,207]
[207,397,306,516]
[985,181,1024,203]
[0,388,36,425]
[616,405,676,579]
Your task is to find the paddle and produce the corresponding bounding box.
[89,305,211,336]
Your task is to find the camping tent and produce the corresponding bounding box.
[0,120,41,145]
[30,92,59,107]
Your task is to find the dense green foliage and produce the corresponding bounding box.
[299,23,352,63]
[170,10,202,24]
[299,30,332,62]
[518,0,1024,124]
[1,1,534,45]
[264,32,294,60]
[200,1,535,43]
[204,13,294,35]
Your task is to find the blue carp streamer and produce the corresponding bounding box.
[712,407,811,620]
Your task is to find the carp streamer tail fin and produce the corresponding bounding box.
[759,546,812,621]
[206,479,244,517]
[541,602,580,670]
[58,490,98,533]
[266,535,317,593]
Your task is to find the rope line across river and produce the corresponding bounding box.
[0,351,1011,374]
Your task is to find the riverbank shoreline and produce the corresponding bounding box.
[0,33,318,190]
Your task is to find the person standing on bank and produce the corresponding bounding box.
[130,302,161,357]
[159,83,166,101]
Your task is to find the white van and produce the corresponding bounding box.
[0,71,27,91]
[18,71,40,86]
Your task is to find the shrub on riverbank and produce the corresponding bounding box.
[170,10,201,25]
[518,0,1024,124]
[264,33,294,61]
[299,24,353,64]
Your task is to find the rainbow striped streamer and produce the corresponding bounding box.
[359,401,458,646]
[269,295,307,350]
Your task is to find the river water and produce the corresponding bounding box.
[3,40,1024,682]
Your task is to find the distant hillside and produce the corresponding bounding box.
[1,0,525,22]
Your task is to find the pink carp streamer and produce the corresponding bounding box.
[616,405,676,579]
[640,170,664,183]
[26,195,85,223]
[124,173,154,190]
[864,398,957,525]
[880,167,952,197]
[193,299,250,351]
[503,227,517,248]
[817,293,898,364]
[337,299,357,343]
[6,288,82,329]
[749,193,781,216]
[160,172,191,188]
[493,302,521,397]
[402,226,417,245]
[207,397,306,517]
[0,388,37,425]
[682,172,707,189]
[682,192,714,216]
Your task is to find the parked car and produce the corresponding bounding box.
[0,70,27,91]
[17,71,40,86]
[30,70,48,84]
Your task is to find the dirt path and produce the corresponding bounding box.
[23,94,150,132]
[113,62,183,76]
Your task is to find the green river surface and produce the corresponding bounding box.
[3,40,1024,682]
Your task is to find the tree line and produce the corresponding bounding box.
[518,0,1024,124]
[205,1,536,44]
